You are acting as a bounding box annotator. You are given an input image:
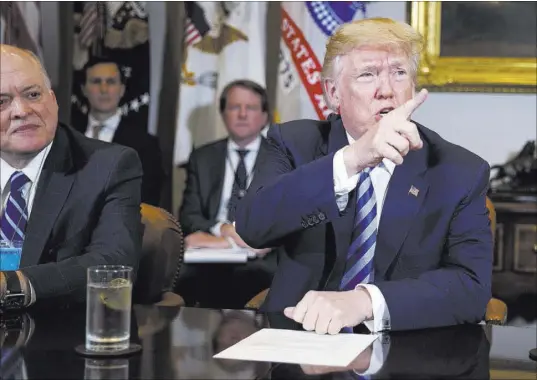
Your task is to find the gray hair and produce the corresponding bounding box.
[0,44,52,90]
[23,49,52,90]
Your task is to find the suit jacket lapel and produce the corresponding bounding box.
[207,140,227,219]
[375,139,429,279]
[73,114,88,134]
[21,125,75,267]
[325,114,349,157]
[252,137,269,180]
[111,118,128,144]
[322,115,356,265]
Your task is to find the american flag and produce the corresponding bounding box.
[78,1,106,53]
[184,2,210,47]
[185,18,202,46]
[78,2,98,48]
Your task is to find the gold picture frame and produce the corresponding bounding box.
[410,2,537,93]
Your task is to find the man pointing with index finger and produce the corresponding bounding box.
[235,18,492,336]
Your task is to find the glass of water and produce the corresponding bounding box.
[86,265,133,352]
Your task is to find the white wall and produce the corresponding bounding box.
[413,93,536,166]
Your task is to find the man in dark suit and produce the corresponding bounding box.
[0,45,143,310]
[75,57,164,206]
[236,18,492,332]
[177,80,277,308]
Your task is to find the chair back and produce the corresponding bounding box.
[485,196,508,324]
[133,203,185,304]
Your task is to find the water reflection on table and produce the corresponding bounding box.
[1,305,535,379]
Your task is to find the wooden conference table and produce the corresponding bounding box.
[1,304,535,379]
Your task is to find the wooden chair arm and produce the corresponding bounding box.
[245,288,269,309]
[155,291,185,308]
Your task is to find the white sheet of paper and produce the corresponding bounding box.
[213,328,379,367]
[184,248,256,263]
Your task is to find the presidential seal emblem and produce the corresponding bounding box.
[306,1,367,36]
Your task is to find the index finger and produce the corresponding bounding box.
[397,88,428,119]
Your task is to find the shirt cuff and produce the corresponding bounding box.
[333,147,359,196]
[210,221,227,237]
[225,236,238,249]
[355,336,390,376]
[356,284,391,333]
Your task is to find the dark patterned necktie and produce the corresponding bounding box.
[227,149,249,222]
[0,171,30,244]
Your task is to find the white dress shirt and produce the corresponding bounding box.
[84,110,122,142]
[1,143,53,216]
[210,136,262,237]
[333,132,395,334]
[1,143,53,305]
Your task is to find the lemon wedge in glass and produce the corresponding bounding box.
[99,278,132,311]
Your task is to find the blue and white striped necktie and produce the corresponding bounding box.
[340,167,377,291]
[0,171,30,245]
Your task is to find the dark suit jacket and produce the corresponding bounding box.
[19,124,143,306]
[235,115,493,331]
[74,115,164,206]
[179,137,270,236]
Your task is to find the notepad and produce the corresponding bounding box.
[213,328,378,367]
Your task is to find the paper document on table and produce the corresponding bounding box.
[184,248,256,263]
[213,328,378,367]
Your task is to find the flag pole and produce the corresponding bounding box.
[155,1,186,213]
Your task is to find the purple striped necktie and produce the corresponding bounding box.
[1,171,30,245]
[340,167,377,291]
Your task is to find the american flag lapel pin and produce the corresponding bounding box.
[409,185,419,197]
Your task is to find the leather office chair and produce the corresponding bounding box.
[246,197,508,325]
[133,203,185,307]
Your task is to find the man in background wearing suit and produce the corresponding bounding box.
[236,18,493,333]
[76,57,164,206]
[177,80,276,308]
[0,45,143,310]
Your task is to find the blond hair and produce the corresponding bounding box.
[322,18,423,82]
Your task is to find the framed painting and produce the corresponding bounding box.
[410,1,537,93]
